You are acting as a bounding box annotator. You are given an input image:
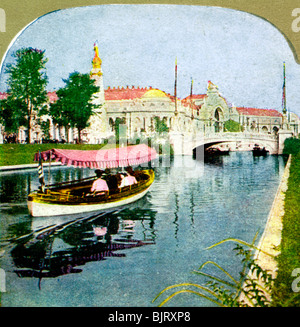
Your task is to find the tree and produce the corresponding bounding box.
[154,116,169,134]
[38,119,51,141]
[5,48,48,143]
[0,98,27,134]
[50,72,100,143]
[48,96,70,142]
[224,119,243,132]
[283,137,300,155]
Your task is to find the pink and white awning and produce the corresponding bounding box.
[35,144,158,169]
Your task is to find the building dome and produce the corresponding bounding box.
[142,89,168,98]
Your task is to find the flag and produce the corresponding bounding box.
[282,62,287,114]
[38,150,45,192]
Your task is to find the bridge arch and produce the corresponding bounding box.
[192,138,278,155]
[173,132,280,156]
[170,129,293,157]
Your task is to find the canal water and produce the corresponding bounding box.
[0,152,287,307]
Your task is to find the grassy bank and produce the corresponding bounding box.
[0,144,107,166]
[0,140,173,167]
[272,138,300,306]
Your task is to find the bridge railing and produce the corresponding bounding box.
[197,131,277,140]
[168,130,279,155]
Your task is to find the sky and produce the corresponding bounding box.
[0,4,300,115]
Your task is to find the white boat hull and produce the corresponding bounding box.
[28,185,151,218]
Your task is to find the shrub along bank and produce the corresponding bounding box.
[272,137,300,306]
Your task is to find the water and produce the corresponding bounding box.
[0,152,286,307]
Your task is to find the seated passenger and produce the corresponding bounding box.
[119,173,138,188]
[106,174,119,190]
[91,170,109,195]
[125,166,135,176]
[125,166,141,181]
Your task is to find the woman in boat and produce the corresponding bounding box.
[119,172,138,188]
[90,170,109,195]
[125,166,142,181]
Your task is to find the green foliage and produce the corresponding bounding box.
[154,116,169,134]
[274,139,300,306]
[5,48,48,142]
[282,137,300,155]
[48,97,67,127]
[224,119,243,132]
[272,152,300,306]
[48,72,100,143]
[153,236,276,307]
[0,98,27,133]
[39,119,51,140]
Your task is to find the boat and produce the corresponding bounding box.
[252,144,269,156]
[27,144,157,217]
[205,147,230,156]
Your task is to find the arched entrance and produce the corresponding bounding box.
[109,118,114,132]
[273,126,279,135]
[134,117,142,133]
[214,108,223,133]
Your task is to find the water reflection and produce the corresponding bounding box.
[203,155,225,166]
[0,166,157,291]
[0,173,32,203]
[10,204,156,288]
[0,153,288,306]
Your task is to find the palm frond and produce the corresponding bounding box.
[205,238,273,257]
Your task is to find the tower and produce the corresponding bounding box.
[90,42,105,106]
[85,42,108,143]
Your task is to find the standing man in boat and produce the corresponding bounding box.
[90,170,109,195]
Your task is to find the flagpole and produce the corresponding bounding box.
[48,150,52,187]
[190,77,194,119]
[174,57,178,116]
[38,150,45,193]
[282,61,287,115]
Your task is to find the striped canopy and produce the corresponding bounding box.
[35,144,158,169]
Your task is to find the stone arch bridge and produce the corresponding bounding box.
[169,130,294,156]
